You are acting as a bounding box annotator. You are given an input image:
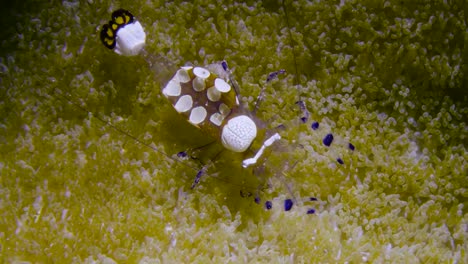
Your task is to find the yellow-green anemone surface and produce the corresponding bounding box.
[1,0,466,262]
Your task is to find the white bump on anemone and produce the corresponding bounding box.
[207,86,221,102]
[209,113,225,126]
[163,80,181,97]
[193,67,210,79]
[193,76,206,92]
[221,115,257,152]
[189,106,207,125]
[174,95,193,113]
[114,21,146,56]
[214,78,231,93]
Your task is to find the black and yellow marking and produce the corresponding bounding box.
[112,9,134,25]
[100,24,115,49]
[100,9,135,50]
[110,21,120,31]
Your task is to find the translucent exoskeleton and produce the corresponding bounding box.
[100,10,282,170]
[96,9,355,212]
[98,9,302,209]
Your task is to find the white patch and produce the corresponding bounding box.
[163,80,181,97]
[193,67,210,79]
[221,115,257,152]
[209,113,225,126]
[174,95,193,113]
[189,106,207,125]
[174,68,191,83]
[193,76,206,91]
[114,21,146,56]
[214,78,231,93]
[219,103,230,117]
[207,86,221,102]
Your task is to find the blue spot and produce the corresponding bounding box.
[311,122,319,130]
[255,196,261,204]
[266,69,286,82]
[337,158,344,165]
[309,197,318,201]
[177,151,187,158]
[284,199,294,211]
[275,124,286,130]
[301,117,308,123]
[349,143,355,151]
[307,208,316,214]
[323,133,334,147]
[265,201,272,210]
[221,61,228,71]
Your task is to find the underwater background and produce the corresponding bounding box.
[1,0,467,262]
